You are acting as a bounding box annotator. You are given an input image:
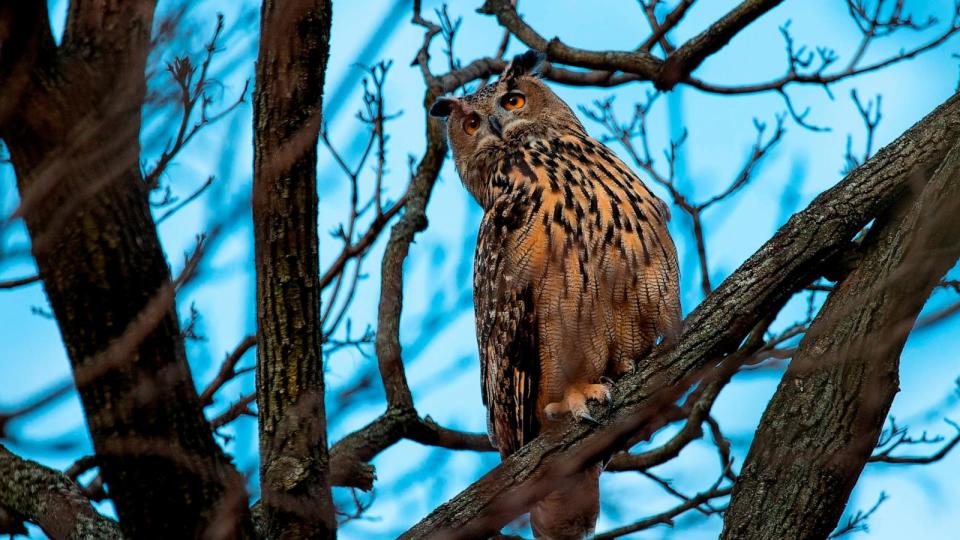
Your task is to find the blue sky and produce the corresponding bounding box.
[2,1,960,538]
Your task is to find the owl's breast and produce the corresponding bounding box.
[488,136,672,290]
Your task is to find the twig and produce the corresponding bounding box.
[209,393,256,430]
[198,335,257,406]
[843,89,882,173]
[593,485,732,539]
[156,176,216,224]
[640,0,696,52]
[144,14,248,189]
[870,418,960,464]
[828,491,889,538]
[0,275,40,289]
[480,0,960,129]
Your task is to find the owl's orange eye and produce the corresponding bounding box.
[463,113,481,135]
[501,92,526,111]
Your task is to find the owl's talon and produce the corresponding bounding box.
[578,412,600,425]
[589,382,612,404]
[543,382,612,421]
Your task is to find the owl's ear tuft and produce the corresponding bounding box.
[502,50,547,80]
[429,97,457,118]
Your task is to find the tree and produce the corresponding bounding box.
[252,1,336,537]
[1,0,959,538]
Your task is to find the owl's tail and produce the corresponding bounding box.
[530,463,600,540]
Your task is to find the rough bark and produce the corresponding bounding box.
[0,445,121,539]
[402,92,960,538]
[0,3,253,538]
[252,0,336,537]
[720,135,960,539]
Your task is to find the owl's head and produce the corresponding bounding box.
[430,50,585,202]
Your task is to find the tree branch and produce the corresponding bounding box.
[594,485,732,539]
[658,0,785,89]
[198,335,257,407]
[0,274,39,289]
[0,444,121,539]
[869,419,960,464]
[478,0,662,78]
[323,3,499,492]
[480,0,785,91]
[328,408,493,490]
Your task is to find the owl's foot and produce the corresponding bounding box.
[544,382,612,423]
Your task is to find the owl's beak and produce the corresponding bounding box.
[488,116,504,139]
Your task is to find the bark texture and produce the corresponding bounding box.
[0,445,121,540]
[720,135,960,539]
[0,3,253,537]
[252,0,336,537]
[403,92,960,538]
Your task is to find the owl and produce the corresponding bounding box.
[430,50,681,540]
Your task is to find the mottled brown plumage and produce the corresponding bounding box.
[431,51,681,540]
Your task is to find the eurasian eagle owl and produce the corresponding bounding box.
[430,50,682,540]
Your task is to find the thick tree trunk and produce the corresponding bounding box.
[0,3,254,538]
[720,138,960,539]
[252,0,336,537]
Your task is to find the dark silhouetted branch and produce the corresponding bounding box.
[658,0,786,89]
[870,418,960,464]
[0,274,40,289]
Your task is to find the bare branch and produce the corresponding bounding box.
[478,0,661,78]
[328,408,492,490]
[686,4,960,130]
[844,89,883,173]
[320,2,497,494]
[198,335,257,407]
[829,492,889,538]
[156,176,216,224]
[145,14,248,190]
[658,0,786,89]
[0,274,40,289]
[0,444,122,539]
[870,418,960,464]
[640,0,697,52]
[584,95,784,296]
[593,484,732,539]
[210,393,256,430]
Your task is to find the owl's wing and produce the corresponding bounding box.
[590,139,683,344]
[637,172,683,344]
[474,196,541,457]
